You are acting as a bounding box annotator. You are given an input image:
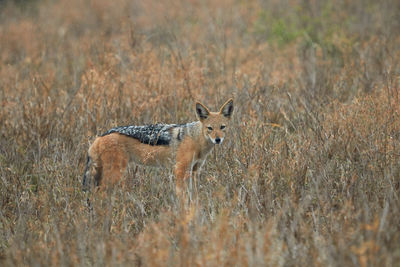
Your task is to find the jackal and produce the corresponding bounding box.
[82,99,234,193]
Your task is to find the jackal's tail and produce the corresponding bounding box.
[82,155,91,191]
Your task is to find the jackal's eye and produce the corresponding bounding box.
[207,126,213,131]
[220,125,226,130]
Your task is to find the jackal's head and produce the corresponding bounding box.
[195,98,234,145]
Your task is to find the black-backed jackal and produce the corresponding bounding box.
[82,99,234,194]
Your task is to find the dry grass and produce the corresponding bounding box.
[1,0,400,266]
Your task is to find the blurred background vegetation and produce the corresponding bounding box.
[1,0,399,266]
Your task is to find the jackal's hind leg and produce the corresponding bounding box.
[100,152,128,189]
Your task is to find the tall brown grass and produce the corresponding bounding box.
[1,0,400,265]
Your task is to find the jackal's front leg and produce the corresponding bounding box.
[175,161,192,196]
[175,139,199,196]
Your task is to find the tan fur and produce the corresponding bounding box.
[83,99,234,194]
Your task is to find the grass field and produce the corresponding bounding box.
[1,0,400,266]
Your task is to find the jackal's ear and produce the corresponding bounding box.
[220,98,234,118]
[196,102,210,120]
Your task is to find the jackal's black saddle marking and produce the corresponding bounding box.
[101,124,179,146]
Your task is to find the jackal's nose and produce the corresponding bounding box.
[215,137,221,144]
